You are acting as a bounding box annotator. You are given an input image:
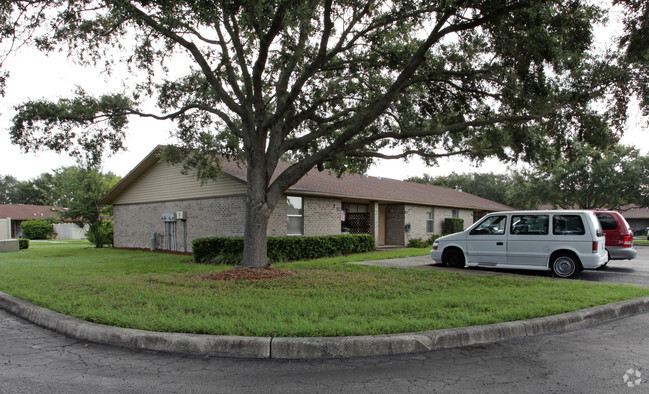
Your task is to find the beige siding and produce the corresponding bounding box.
[113,162,247,204]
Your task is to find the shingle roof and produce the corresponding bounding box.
[621,206,649,219]
[220,160,513,211]
[100,146,514,212]
[0,204,64,220]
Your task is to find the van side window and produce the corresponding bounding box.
[595,213,617,230]
[510,215,548,235]
[553,215,585,235]
[470,215,507,235]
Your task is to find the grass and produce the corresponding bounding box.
[1,241,648,337]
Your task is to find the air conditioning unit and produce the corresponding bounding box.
[175,211,187,220]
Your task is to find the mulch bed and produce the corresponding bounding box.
[203,266,295,281]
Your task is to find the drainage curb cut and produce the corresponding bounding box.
[2,291,649,359]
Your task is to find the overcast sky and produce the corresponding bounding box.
[1,6,647,182]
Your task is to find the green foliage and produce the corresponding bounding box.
[407,234,441,248]
[18,239,29,250]
[443,218,465,235]
[193,235,376,264]
[21,219,53,240]
[0,175,20,204]
[54,166,120,248]
[406,171,548,210]
[86,221,113,248]
[535,144,649,210]
[4,0,645,267]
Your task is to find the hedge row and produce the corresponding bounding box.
[443,218,464,235]
[193,234,376,264]
[19,239,29,250]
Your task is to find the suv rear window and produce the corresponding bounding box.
[595,213,618,230]
[553,215,585,235]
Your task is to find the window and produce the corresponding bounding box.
[426,208,434,233]
[595,213,617,230]
[553,215,585,235]
[452,209,459,218]
[510,215,549,235]
[287,196,304,235]
[469,215,507,235]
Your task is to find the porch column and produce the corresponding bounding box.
[369,201,379,246]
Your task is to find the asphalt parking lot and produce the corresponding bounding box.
[579,244,649,287]
[355,244,649,287]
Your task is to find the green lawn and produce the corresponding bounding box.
[1,241,647,337]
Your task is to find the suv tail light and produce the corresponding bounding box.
[623,235,633,248]
[592,241,599,253]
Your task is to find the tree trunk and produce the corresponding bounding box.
[240,158,273,268]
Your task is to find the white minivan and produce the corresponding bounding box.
[430,210,608,278]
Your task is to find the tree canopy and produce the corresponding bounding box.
[409,144,649,210]
[537,144,649,210]
[2,0,644,266]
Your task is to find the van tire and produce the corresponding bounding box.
[443,249,465,268]
[551,253,581,279]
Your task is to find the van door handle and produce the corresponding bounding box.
[496,242,504,246]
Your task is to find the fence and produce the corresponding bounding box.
[0,219,10,240]
[53,223,89,240]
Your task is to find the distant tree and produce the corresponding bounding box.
[0,175,19,204]
[503,170,550,210]
[53,166,120,248]
[536,144,649,210]
[2,1,642,266]
[9,173,55,205]
[408,172,513,205]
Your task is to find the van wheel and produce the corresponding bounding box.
[551,254,581,279]
[443,249,465,268]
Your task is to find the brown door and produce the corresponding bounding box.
[378,205,386,245]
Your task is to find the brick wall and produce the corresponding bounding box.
[114,195,344,251]
[113,196,247,252]
[405,204,431,242]
[304,196,342,236]
[434,207,475,234]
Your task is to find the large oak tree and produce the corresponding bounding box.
[1,1,639,266]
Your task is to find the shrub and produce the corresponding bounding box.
[407,234,441,248]
[407,238,427,248]
[443,218,464,235]
[21,219,53,240]
[18,239,29,250]
[193,234,376,264]
[86,221,114,248]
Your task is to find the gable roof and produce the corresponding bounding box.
[100,146,513,212]
[0,204,64,221]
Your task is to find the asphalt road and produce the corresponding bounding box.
[1,246,648,393]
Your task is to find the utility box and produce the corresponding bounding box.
[161,213,177,222]
[175,211,187,220]
[0,239,19,253]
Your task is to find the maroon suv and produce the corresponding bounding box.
[595,211,637,260]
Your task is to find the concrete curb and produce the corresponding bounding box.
[1,290,649,359]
